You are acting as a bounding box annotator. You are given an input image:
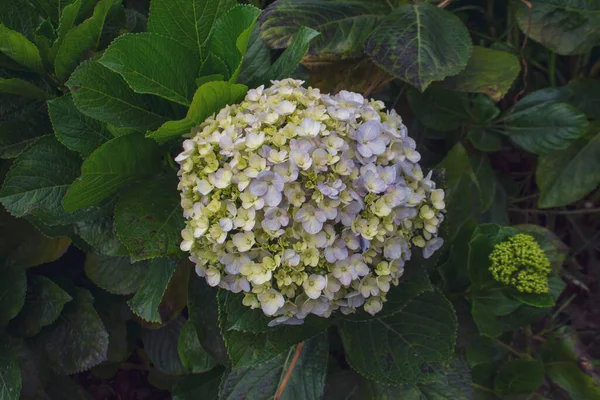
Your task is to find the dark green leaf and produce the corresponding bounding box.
[508,288,554,308]
[84,253,147,295]
[407,87,471,131]
[468,128,502,152]
[0,78,52,99]
[0,337,21,400]
[563,78,600,119]
[0,102,52,159]
[172,368,224,400]
[147,0,236,58]
[494,360,544,396]
[438,46,520,101]
[0,23,44,73]
[127,258,178,323]
[339,290,457,385]
[472,289,522,317]
[261,26,319,83]
[0,136,106,225]
[9,275,72,337]
[220,333,328,400]
[515,0,600,56]
[238,24,271,86]
[142,317,185,375]
[439,217,477,293]
[67,60,171,131]
[365,3,472,91]
[208,5,260,83]
[40,288,109,374]
[74,214,129,256]
[54,0,118,82]
[178,320,217,374]
[48,0,81,66]
[48,93,111,157]
[62,133,162,212]
[260,0,388,59]
[114,176,184,261]
[100,33,200,106]
[147,81,247,143]
[536,129,600,208]
[545,362,600,400]
[468,224,517,288]
[503,102,588,155]
[471,301,503,338]
[0,264,26,326]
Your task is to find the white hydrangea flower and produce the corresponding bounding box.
[176,79,446,324]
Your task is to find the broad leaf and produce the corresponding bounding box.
[260,0,388,59]
[468,224,517,288]
[218,290,272,333]
[142,317,186,375]
[48,0,82,65]
[0,103,52,159]
[494,360,544,396]
[68,60,172,131]
[515,0,600,56]
[545,362,600,400]
[220,333,328,400]
[48,93,111,157]
[178,320,217,374]
[172,368,224,400]
[40,288,109,374]
[536,129,600,208]
[62,133,162,212]
[75,214,129,256]
[365,2,472,91]
[208,5,260,82]
[0,338,21,400]
[0,136,103,225]
[338,290,457,385]
[147,0,236,58]
[8,275,72,337]
[0,207,71,268]
[84,253,147,295]
[502,102,588,155]
[127,258,178,323]
[406,87,471,131]
[238,24,271,86]
[148,81,247,143]
[0,23,44,73]
[114,176,185,261]
[54,0,118,82]
[100,33,200,106]
[438,46,520,101]
[0,264,26,326]
[0,78,52,99]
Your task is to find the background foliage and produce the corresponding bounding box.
[0,0,599,399]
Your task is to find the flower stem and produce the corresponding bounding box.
[274,342,305,400]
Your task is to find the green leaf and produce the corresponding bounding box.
[127,258,178,323]
[0,78,52,99]
[188,274,229,365]
[178,320,217,374]
[0,338,21,400]
[338,290,457,385]
[0,136,103,225]
[0,103,52,159]
[438,46,520,101]
[260,0,388,59]
[208,5,261,82]
[67,60,171,131]
[563,78,600,119]
[536,129,600,208]
[261,26,319,83]
[0,207,72,268]
[48,0,81,65]
[48,93,111,157]
[74,214,129,256]
[468,128,502,152]
[515,0,600,56]
[220,333,328,400]
[147,81,247,144]
[40,288,109,374]
[468,224,517,288]
[508,288,554,308]
[218,290,272,333]
[365,3,472,91]
[62,133,162,212]
[238,24,271,86]
[0,264,26,327]
[0,23,44,73]
[100,33,200,106]
[84,253,147,295]
[142,317,186,375]
[114,176,184,261]
[8,275,72,337]
[503,102,588,155]
[472,288,522,317]
[494,360,544,396]
[54,0,118,82]
[546,362,600,400]
[364,359,473,400]
[406,87,471,131]
[147,0,236,58]
[172,368,224,400]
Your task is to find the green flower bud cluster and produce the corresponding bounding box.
[489,233,551,294]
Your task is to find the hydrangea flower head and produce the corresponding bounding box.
[176,79,446,325]
[489,233,551,294]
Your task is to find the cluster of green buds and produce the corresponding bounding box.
[489,233,551,293]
